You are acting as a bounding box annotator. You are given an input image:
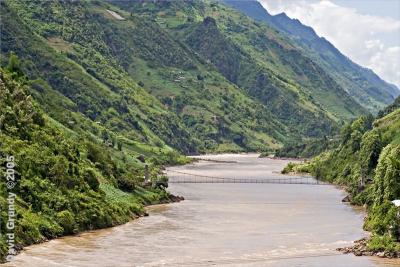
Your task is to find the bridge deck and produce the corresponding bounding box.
[165,170,328,185]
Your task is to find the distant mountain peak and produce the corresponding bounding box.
[223,0,400,112]
[222,0,274,23]
[272,12,318,41]
[274,12,288,18]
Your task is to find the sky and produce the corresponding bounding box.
[258,0,400,88]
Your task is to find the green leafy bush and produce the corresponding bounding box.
[0,69,172,262]
[367,235,400,253]
[82,167,100,191]
[56,210,76,234]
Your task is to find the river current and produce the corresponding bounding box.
[4,154,400,266]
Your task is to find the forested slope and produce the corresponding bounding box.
[1,0,371,155]
[286,99,400,253]
[0,68,182,261]
[113,0,367,135]
[1,0,291,153]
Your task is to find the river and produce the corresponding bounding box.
[4,154,400,266]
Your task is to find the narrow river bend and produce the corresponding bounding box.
[5,154,400,266]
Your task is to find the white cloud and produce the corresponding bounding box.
[259,0,400,88]
[365,40,384,50]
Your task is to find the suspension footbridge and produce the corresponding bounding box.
[165,169,328,185]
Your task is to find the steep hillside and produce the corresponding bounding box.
[378,96,400,119]
[1,0,372,154]
[1,0,294,153]
[112,0,366,137]
[183,16,361,135]
[1,1,197,153]
[0,68,183,261]
[224,0,400,113]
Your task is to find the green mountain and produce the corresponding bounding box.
[223,0,400,113]
[182,15,362,135]
[0,0,293,153]
[1,0,371,156]
[112,0,368,132]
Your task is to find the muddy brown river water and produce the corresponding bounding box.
[4,154,400,266]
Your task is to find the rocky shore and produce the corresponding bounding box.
[164,193,185,203]
[337,237,400,258]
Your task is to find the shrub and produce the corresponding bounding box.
[367,235,400,252]
[359,130,382,179]
[83,167,100,191]
[56,210,77,234]
[365,200,398,236]
[281,162,296,174]
[117,174,137,192]
[373,144,400,204]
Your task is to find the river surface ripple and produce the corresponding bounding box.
[4,154,400,266]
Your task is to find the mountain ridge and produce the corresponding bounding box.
[2,0,370,155]
[223,0,400,113]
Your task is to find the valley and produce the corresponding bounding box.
[0,0,399,265]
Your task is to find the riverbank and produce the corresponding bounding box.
[338,237,400,258]
[4,154,399,267]
[163,155,398,266]
[280,161,400,259]
[1,187,183,264]
[259,154,309,161]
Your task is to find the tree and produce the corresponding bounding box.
[6,52,23,77]
[101,130,109,143]
[373,144,400,204]
[359,130,382,184]
[117,141,123,151]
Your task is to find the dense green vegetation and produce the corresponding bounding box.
[1,0,399,261]
[275,96,400,158]
[284,100,400,253]
[1,0,291,153]
[1,0,372,155]
[116,0,367,134]
[273,136,338,159]
[1,0,198,153]
[0,67,184,262]
[378,96,400,119]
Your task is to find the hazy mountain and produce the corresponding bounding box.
[223,0,400,113]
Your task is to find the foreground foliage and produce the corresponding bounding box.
[0,69,177,262]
